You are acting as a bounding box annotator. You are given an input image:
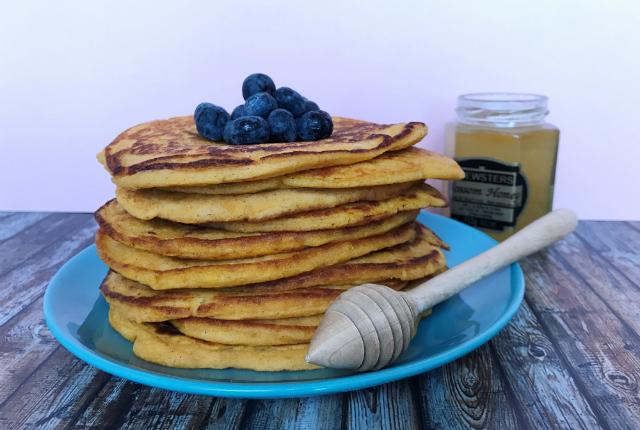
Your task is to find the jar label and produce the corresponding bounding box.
[450,157,529,233]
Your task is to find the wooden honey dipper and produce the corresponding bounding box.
[305,209,578,371]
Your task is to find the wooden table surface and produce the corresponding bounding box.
[1,211,639,430]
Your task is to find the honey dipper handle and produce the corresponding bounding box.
[409,209,578,312]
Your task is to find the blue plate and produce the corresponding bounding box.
[44,212,524,398]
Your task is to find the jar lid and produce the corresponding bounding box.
[456,93,549,127]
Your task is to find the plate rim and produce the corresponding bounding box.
[43,212,525,399]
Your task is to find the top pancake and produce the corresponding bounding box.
[98,117,428,189]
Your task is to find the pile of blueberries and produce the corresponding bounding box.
[195,73,333,145]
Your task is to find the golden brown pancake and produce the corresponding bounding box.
[108,309,318,371]
[166,271,443,347]
[98,117,428,190]
[165,147,464,194]
[115,181,415,224]
[95,221,416,290]
[242,222,448,291]
[165,177,281,195]
[107,306,434,371]
[171,308,434,347]
[101,270,407,322]
[99,223,447,322]
[206,183,447,232]
[171,315,323,346]
[96,199,418,260]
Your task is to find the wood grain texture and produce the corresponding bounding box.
[0,296,60,405]
[521,243,640,430]
[415,344,520,429]
[70,377,142,429]
[490,300,602,430]
[0,348,110,429]
[1,213,640,430]
[239,394,343,430]
[82,383,214,429]
[0,212,49,242]
[0,213,93,276]
[345,380,421,430]
[0,215,96,327]
[71,378,221,429]
[201,397,249,430]
[0,213,99,415]
[574,221,640,287]
[555,228,640,339]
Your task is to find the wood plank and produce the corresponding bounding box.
[0,212,93,277]
[201,397,249,430]
[72,381,214,430]
[345,381,420,430]
[520,245,640,430]
[490,299,602,430]
[0,348,110,429]
[574,221,640,287]
[415,344,520,430]
[65,377,138,429]
[0,296,62,405]
[569,222,610,253]
[239,394,342,430]
[0,215,96,327]
[0,212,50,243]
[555,228,640,333]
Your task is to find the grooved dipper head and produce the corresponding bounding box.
[305,284,418,371]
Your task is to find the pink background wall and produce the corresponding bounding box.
[2,1,639,220]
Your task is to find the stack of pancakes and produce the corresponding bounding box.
[95,116,464,371]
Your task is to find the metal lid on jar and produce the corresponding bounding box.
[456,93,549,127]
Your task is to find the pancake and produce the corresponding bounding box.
[95,221,416,290]
[101,270,408,322]
[99,116,428,190]
[96,199,418,260]
[171,314,323,346]
[207,183,447,232]
[165,177,281,195]
[108,307,433,371]
[170,308,435,347]
[166,147,464,194]
[167,271,442,346]
[108,309,318,371]
[242,222,448,291]
[99,223,447,322]
[115,181,415,224]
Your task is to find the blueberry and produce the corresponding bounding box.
[242,73,276,100]
[267,109,297,143]
[318,110,334,134]
[194,103,230,141]
[303,99,319,113]
[195,102,213,118]
[244,92,278,119]
[223,116,271,145]
[231,104,246,120]
[274,87,306,117]
[296,111,333,141]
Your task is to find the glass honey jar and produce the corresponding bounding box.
[443,93,559,242]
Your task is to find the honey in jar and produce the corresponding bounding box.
[443,93,559,242]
